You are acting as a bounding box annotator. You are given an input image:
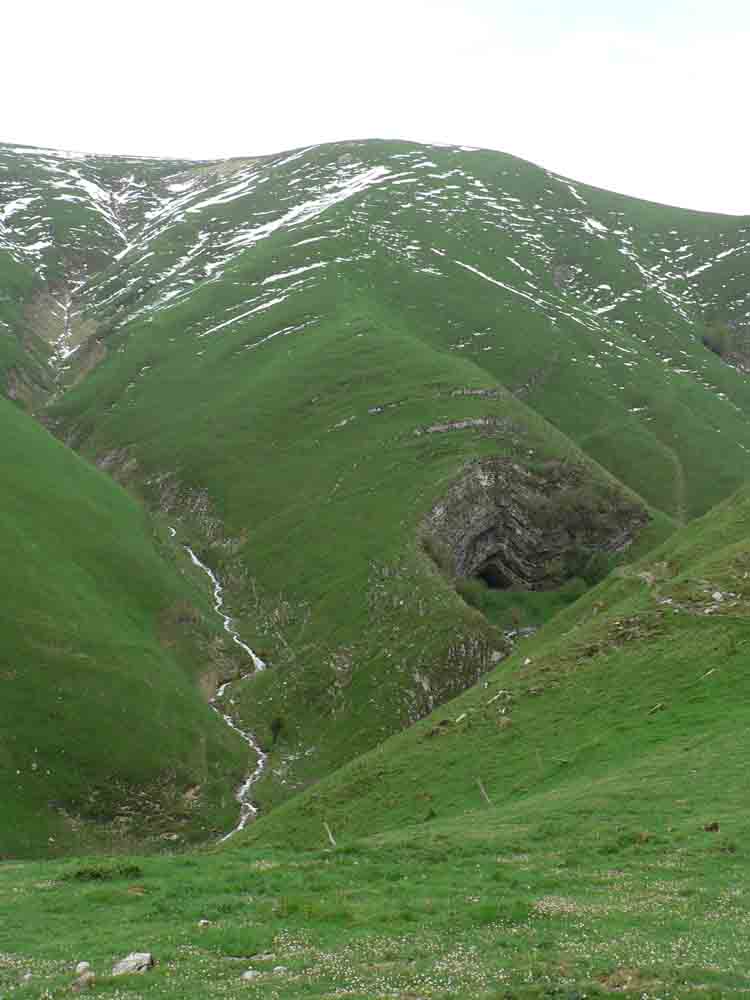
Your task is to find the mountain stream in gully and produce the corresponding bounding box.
[170,527,267,842]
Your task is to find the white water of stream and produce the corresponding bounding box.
[170,527,267,842]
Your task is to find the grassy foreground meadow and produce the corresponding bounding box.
[1,818,747,1000]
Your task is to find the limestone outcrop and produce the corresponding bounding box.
[424,458,648,590]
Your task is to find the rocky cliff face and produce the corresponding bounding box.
[425,458,648,590]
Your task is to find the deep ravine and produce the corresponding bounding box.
[170,527,267,842]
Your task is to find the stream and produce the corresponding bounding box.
[170,527,267,842]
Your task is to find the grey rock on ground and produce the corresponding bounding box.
[112,952,155,976]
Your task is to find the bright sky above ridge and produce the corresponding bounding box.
[4,0,748,214]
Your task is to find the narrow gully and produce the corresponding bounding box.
[170,527,267,841]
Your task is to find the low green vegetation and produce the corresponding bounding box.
[701,317,750,371]
[456,575,588,631]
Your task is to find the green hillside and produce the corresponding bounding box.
[40,138,750,525]
[0,396,256,855]
[35,138,750,811]
[2,137,750,845]
[245,481,750,848]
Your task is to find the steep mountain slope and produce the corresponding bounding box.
[4,138,750,517]
[2,137,750,841]
[0,396,259,856]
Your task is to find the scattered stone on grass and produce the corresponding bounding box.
[112,952,155,976]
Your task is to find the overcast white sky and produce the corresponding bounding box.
[3,0,748,214]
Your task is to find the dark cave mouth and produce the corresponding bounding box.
[475,563,516,590]
[423,457,651,636]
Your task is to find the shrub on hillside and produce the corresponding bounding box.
[702,325,732,357]
[455,577,490,610]
[533,479,640,545]
[564,546,616,586]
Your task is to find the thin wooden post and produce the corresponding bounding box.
[476,777,492,806]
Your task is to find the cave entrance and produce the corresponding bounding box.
[475,563,514,590]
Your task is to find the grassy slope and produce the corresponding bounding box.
[34,138,750,811]
[243,483,750,849]
[48,259,676,809]
[1,136,748,839]
[43,140,750,522]
[357,151,750,523]
[0,253,50,402]
[0,397,254,856]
